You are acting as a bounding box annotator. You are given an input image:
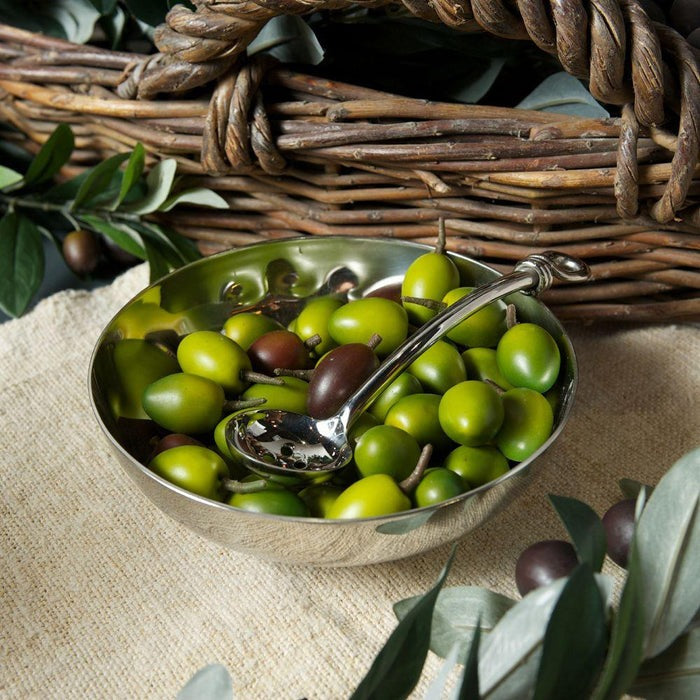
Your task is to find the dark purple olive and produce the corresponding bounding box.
[247,330,311,374]
[150,433,204,459]
[365,282,402,304]
[515,539,578,596]
[308,343,379,419]
[62,229,101,275]
[102,235,140,266]
[670,0,700,36]
[602,498,637,568]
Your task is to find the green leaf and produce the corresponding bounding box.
[446,57,506,105]
[159,187,228,212]
[0,213,45,318]
[142,238,174,283]
[517,72,610,118]
[132,221,200,266]
[549,494,607,572]
[351,547,455,700]
[110,143,146,210]
[394,586,515,659]
[79,215,146,260]
[478,574,613,699]
[24,124,74,187]
[51,0,101,43]
[99,5,126,49]
[121,0,173,28]
[636,448,700,658]
[44,170,92,202]
[123,159,177,215]
[176,664,233,700]
[248,16,324,66]
[423,643,462,700]
[71,152,130,210]
[619,478,654,500]
[533,564,607,700]
[454,620,481,700]
[630,628,700,699]
[0,166,23,191]
[591,531,646,700]
[88,0,117,13]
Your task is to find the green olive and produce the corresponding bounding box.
[438,381,504,446]
[349,412,381,444]
[328,298,408,356]
[368,372,423,421]
[401,251,460,324]
[442,287,506,347]
[443,445,509,487]
[327,474,411,519]
[408,340,466,394]
[496,387,554,461]
[177,330,251,394]
[149,445,228,500]
[227,489,310,517]
[414,468,467,507]
[354,425,421,481]
[242,376,309,414]
[109,339,180,419]
[461,347,514,391]
[496,323,561,393]
[298,484,343,518]
[295,296,344,356]
[384,393,452,448]
[142,373,224,434]
[222,312,284,350]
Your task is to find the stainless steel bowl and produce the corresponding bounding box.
[89,237,578,567]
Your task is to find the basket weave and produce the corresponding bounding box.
[0,1,699,322]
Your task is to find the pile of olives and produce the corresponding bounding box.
[113,238,565,520]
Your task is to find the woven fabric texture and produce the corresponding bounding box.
[1,264,698,699]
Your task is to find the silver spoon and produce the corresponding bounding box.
[226,251,590,479]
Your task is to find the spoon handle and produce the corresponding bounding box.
[337,251,590,429]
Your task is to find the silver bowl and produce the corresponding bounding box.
[89,237,578,567]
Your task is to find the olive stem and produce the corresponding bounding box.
[241,370,285,386]
[435,217,447,254]
[274,368,315,381]
[399,444,433,494]
[222,478,268,494]
[303,333,322,350]
[484,379,506,396]
[223,397,267,412]
[367,333,383,351]
[400,295,447,313]
[506,303,517,329]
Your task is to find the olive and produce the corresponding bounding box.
[368,372,422,421]
[354,425,421,481]
[298,483,343,517]
[328,298,408,356]
[348,412,381,444]
[150,433,203,458]
[228,489,310,517]
[365,282,402,303]
[515,540,579,596]
[102,235,140,267]
[442,287,506,348]
[327,473,411,519]
[62,229,101,275]
[177,330,252,395]
[461,347,514,392]
[109,339,180,420]
[438,381,504,446]
[496,323,561,393]
[142,373,224,434]
[214,411,242,460]
[307,342,379,419]
[222,312,284,350]
[385,393,452,448]
[602,498,637,568]
[242,376,309,414]
[248,329,311,374]
[495,387,554,462]
[414,468,466,508]
[294,296,344,356]
[408,340,467,394]
[444,445,509,487]
[149,445,229,500]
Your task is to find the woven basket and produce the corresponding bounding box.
[0,1,698,322]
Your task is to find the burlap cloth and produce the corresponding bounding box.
[1,263,698,699]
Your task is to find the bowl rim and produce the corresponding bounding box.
[88,235,579,525]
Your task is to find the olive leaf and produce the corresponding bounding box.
[516,72,610,119]
[71,152,130,210]
[629,628,700,699]
[0,212,45,318]
[159,187,228,213]
[549,494,607,572]
[133,221,200,265]
[87,0,117,13]
[0,166,23,191]
[532,564,607,700]
[422,642,462,700]
[108,143,146,210]
[122,159,177,215]
[619,478,655,500]
[454,619,481,700]
[351,547,455,700]
[635,448,700,658]
[23,124,74,187]
[0,0,99,42]
[78,214,146,260]
[99,4,126,49]
[248,16,324,66]
[478,574,613,699]
[394,586,515,659]
[142,237,173,283]
[176,663,233,700]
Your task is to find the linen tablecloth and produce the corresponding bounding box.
[1,263,698,699]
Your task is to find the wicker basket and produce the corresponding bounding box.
[0,1,698,322]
